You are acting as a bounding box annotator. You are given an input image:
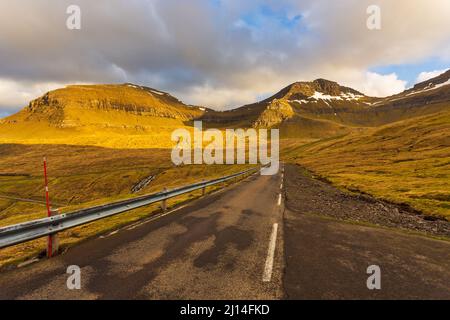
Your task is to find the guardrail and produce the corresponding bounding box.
[0,167,260,254]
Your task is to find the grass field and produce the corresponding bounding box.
[0,111,196,149]
[0,143,254,268]
[0,101,448,268]
[282,110,450,219]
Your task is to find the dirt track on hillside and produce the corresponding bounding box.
[284,164,450,238]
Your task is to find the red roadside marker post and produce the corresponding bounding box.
[43,157,59,258]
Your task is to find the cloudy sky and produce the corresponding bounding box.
[0,0,449,115]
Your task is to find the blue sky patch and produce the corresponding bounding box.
[371,58,449,88]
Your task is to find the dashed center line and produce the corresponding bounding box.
[277,193,282,206]
[263,223,279,282]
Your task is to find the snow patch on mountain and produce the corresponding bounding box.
[290,99,309,104]
[289,91,363,105]
[407,79,450,96]
[150,90,165,96]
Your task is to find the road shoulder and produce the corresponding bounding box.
[282,164,450,299]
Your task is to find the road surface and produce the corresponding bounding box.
[0,171,284,299]
[0,165,449,299]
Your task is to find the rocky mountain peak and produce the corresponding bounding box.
[311,79,342,95]
[264,79,366,104]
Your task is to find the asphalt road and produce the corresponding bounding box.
[0,165,449,300]
[284,212,450,299]
[283,164,450,299]
[0,171,285,299]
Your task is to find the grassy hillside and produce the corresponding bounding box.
[0,143,255,267]
[203,77,449,140]
[0,73,449,267]
[2,77,448,147]
[0,84,206,148]
[279,114,353,139]
[283,110,450,218]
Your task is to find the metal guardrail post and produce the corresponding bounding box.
[46,208,60,258]
[161,188,167,212]
[202,180,206,196]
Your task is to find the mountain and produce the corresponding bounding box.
[0,69,449,145]
[0,70,448,218]
[364,69,450,123]
[0,84,207,148]
[253,79,374,128]
[285,100,450,218]
[4,83,206,124]
[203,70,450,137]
[402,69,450,95]
[279,70,450,218]
[201,79,373,137]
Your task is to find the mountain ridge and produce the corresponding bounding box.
[0,84,207,148]
[202,69,449,130]
[0,69,448,146]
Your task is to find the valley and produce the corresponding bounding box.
[0,69,449,268]
[0,143,254,267]
[282,109,450,218]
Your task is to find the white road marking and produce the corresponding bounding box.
[263,223,279,282]
[126,224,142,231]
[280,183,283,189]
[101,204,192,237]
[125,204,190,231]
[17,258,40,268]
[100,230,119,238]
[277,194,282,206]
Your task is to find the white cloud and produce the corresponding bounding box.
[181,85,268,110]
[0,0,449,112]
[416,69,447,83]
[0,78,72,111]
[353,72,407,97]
